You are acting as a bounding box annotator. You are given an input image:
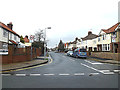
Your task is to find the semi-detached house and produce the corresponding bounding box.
[0,22,20,50]
[80,31,98,51]
[97,22,120,53]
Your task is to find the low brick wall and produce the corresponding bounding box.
[2,45,42,64]
[90,52,120,61]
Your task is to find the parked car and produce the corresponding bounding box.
[64,49,69,53]
[67,51,73,56]
[73,48,87,59]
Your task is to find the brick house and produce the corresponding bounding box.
[67,37,81,50]
[24,35,29,43]
[110,23,120,53]
[0,22,20,51]
[97,22,120,53]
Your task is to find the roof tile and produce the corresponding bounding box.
[0,22,20,37]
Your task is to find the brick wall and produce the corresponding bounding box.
[110,42,120,53]
[90,52,120,61]
[2,45,42,64]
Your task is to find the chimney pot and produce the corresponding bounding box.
[88,31,92,35]
[7,22,13,30]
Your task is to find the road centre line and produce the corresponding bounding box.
[15,74,26,76]
[90,73,99,75]
[1,74,11,76]
[59,74,70,76]
[74,73,84,75]
[44,74,55,76]
[30,74,41,76]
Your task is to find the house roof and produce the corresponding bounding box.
[24,37,29,43]
[81,32,98,41]
[102,22,120,33]
[68,37,81,44]
[0,22,20,37]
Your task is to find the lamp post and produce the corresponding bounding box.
[44,27,51,58]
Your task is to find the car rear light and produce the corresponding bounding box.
[78,49,80,54]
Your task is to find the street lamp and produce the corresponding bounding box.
[44,27,51,58]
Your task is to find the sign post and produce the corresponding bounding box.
[30,35,34,60]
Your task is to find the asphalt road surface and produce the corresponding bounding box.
[2,52,120,88]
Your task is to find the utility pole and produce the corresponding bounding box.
[43,27,51,58]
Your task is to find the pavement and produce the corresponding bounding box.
[1,53,120,72]
[1,56,49,72]
[88,57,120,65]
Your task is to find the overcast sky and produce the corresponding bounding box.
[0,0,119,48]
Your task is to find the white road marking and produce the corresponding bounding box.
[74,73,84,76]
[59,74,70,76]
[102,72,115,75]
[85,60,93,64]
[1,74,11,76]
[81,63,114,75]
[90,73,99,75]
[92,63,103,65]
[100,70,110,72]
[15,74,26,76]
[113,70,120,73]
[30,74,41,76]
[81,63,100,72]
[44,74,55,76]
[85,60,103,65]
[99,70,115,74]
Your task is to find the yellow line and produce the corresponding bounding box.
[0,55,53,73]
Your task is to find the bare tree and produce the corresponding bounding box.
[34,29,44,42]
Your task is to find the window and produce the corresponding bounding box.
[105,44,107,51]
[3,30,8,38]
[10,33,12,39]
[94,47,97,51]
[14,35,16,40]
[108,44,110,51]
[102,35,104,40]
[103,44,108,51]
[102,34,106,40]
[98,37,100,42]
[113,32,117,38]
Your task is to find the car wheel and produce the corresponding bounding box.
[76,55,78,58]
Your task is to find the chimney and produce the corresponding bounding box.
[88,31,92,35]
[25,35,28,39]
[75,37,78,41]
[7,22,13,30]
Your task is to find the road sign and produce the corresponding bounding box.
[30,35,33,40]
[30,35,34,43]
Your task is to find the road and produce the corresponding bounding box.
[2,52,120,88]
